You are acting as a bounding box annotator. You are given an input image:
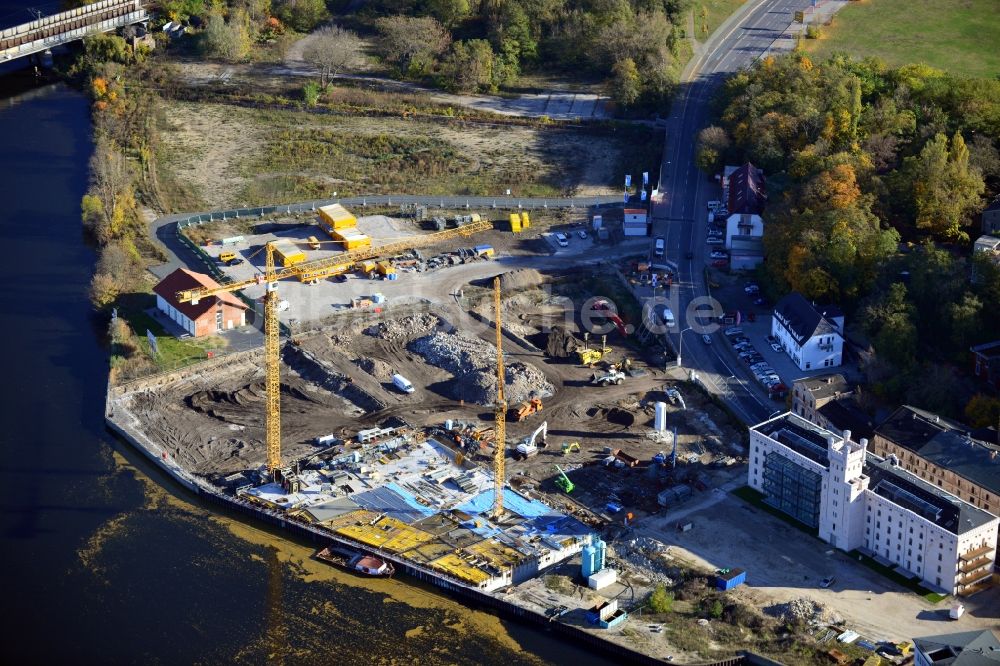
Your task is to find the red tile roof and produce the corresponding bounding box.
[153,268,248,321]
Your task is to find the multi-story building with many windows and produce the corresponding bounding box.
[748,413,998,596]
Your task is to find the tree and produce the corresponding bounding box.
[304,25,364,88]
[441,39,495,92]
[201,7,253,61]
[965,394,1000,429]
[375,16,451,76]
[908,132,985,241]
[610,58,641,108]
[426,0,470,28]
[695,125,730,173]
[648,585,674,613]
[273,0,328,32]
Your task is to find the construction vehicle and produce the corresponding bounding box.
[554,465,575,493]
[175,220,491,477]
[516,421,547,459]
[591,369,626,386]
[561,442,580,456]
[590,299,628,337]
[576,333,612,366]
[492,276,506,518]
[511,397,543,421]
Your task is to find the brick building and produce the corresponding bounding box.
[153,268,248,338]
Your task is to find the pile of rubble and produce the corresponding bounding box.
[615,537,675,585]
[764,597,828,624]
[364,313,442,342]
[408,331,554,405]
[545,325,578,358]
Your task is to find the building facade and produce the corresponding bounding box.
[982,197,1000,234]
[872,405,1000,524]
[153,268,248,338]
[971,340,1000,390]
[771,292,844,371]
[791,374,852,423]
[725,213,763,249]
[749,413,998,596]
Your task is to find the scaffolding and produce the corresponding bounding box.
[762,452,822,527]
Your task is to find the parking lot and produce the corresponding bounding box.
[642,490,1000,644]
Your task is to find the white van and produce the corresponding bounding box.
[392,374,415,394]
[654,237,665,257]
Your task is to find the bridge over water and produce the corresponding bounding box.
[1,0,149,64]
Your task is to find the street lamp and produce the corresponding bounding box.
[676,326,693,367]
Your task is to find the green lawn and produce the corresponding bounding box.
[806,0,1000,78]
[697,0,752,41]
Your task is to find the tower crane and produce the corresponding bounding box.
[175,219,492,477]
[492,276,505,519]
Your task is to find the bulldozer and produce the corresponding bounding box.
[576,333,612,366]
[511,397,543,421]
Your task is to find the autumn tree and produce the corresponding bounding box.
[695,126,730,174]
[610,58,641,107]
[375,16,451,76]
[965,394,1000,429]
[201,7,253,61]
[304,25,364,88]
[273,0,328,32]
[441,39,495,92]
[907,132,985,241]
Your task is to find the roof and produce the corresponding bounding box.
[984,197,1000,213]
[971,340,1000,360]
[153,268,247,321]
[974,235,1000,252]
[753,412,835,467]
[729,237,765,256]
[773,292,843,345]
[795,373,851,401]
[914,629,1000,665]
[726,162,766,215]
[817,398,876,441]
[876,405,1000,497]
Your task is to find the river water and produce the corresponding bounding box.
[0,58,611,666]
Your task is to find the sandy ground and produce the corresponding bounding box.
[639,491,1000,644]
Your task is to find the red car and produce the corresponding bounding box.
[711,259,728,267]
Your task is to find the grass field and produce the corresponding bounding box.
[698,0,751,41]
[805,0,1000,78]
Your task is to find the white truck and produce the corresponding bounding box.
[392,374,415,394]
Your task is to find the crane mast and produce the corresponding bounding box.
[492,276,505,519]
[263,244,282,474]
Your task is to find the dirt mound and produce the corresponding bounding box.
[545,325,579,358]
[764,598,825,623]
[408,331,554,405]
[364,314,442,342]
[500,269,543,292]
[354,357,394,381]
[604,407,635,427]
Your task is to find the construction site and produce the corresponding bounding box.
[108,201,769,662]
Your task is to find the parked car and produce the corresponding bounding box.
[819,576,835,589]
[724,326,743,337]
[711,259,728,267]
[744,284,760,294]
[753,296,768,306]
[710,251,728,259]
[554,233,569,247]
[707,237,724,245]
[766,335,778,344]
[654,236,666,257]
[707,200,722,211]
[577,229,588,239]
[702,334,712,345]
[226,257,244,266]
[769,342,783,353]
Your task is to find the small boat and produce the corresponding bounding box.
[315,546,395,577]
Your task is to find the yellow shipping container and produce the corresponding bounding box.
[509,212,523,232]
[271,239,306,267]
[318,203,357,230]
[307,235,321,250]
[521,211,531,228]
[330,227,371,251]
[357,259,377,274]
[376,260,395,276]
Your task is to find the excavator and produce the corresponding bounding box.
[590,299,629,337]
[515,421,547,459]
[554,465,575,493]
[561,441,580,456]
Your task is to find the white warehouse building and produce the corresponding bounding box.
[748,413,998,596]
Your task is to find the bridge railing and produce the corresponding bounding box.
[0,0,142,40]
[1,4,147,61]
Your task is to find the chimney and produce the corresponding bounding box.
[843,429,852,443]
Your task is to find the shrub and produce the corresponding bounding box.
[302,81,322,107]
[648,585,674,613]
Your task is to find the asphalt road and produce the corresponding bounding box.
[651,0,836,425]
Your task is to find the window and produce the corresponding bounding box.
[806,362,811,369]
[833,522,837,530]
[938,553,943,561]
[917,554,922,562]
[866,516,871,524]
[909,538,912,545]
[866,527,870,535]
[936,577,941,586]
[878,510,882,517]
[937,565,941,573]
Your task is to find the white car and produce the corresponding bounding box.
[577,230,588,239]
[710,251,728,259]
[702,334,712,345]
[769,342,783,353]
[707,200,722,211]
[707,237,724,245]
[554,233,569,247]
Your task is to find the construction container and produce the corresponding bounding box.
[376,260,395,278]
[330,227,371,251]
[358,259,377,274]
[654,402,667,431]
[271,239,306,267]
[521,211,531,228]
[715,568,746,591]
[308,235,321,250]
[509,213,523,232]
[473,244,495,258]
[588,568,617,590]
[318,203,357,230]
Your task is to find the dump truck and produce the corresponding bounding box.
[511,397,543,421]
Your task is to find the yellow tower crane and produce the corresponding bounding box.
[492,276,505,519]
[176,219,492,476]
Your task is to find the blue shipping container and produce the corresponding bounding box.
[715,568,747,591]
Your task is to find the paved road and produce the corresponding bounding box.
[651,0,845,425]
